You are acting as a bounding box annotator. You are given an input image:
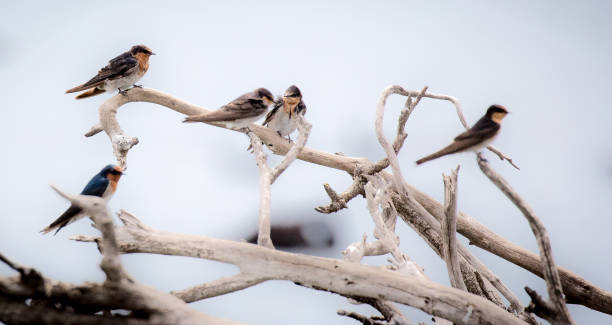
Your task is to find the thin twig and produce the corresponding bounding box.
[270,115,312,183]
[172,273,267,302]
[487,145,520,170]
[337,310,387,325]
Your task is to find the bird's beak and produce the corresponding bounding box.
[150,52,156,55]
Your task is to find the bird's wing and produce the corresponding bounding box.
[205,95,267,121]
[40,205,82,235]
[66,52,138,93]
[263,99,283,126]
[416,123,499,165]
[296,100,307,115]
[80,176,110,197]
[453,120,499,142]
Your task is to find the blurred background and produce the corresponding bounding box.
[1,1,611,324]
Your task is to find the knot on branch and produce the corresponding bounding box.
[315,183,349,213]
[525,286,559,322]
[111,134,139,168]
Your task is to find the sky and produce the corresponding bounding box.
[1,1,611,324]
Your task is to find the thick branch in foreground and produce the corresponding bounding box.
[0,188,243,325]
[477,154,575,325]
[80,211,527,325]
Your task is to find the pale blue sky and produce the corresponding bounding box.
[1,1,611,324]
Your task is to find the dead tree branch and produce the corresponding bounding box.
[441,166,467,291]
[77,211,528,325]
[477,154,575,325]
[0,188,243,325]
[247,115,312,248]
[78,86,611,320]
[171,273,267,303]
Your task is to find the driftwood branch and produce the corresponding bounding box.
[372,86,525,317]
[337,309,390,325]
[76,86,611,323]
[85,211,528,325]
[171,273,267,303]
[477,154,575,325]
[441,166,467,291]
[247,115,312,248]
[49,185,127,283]
[0,189,242,325]
[247,132,274,248]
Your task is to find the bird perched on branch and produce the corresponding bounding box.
[263,85,307,140]
[65,45,155,99]
[41,165,123,235]
[416,104,509,165]
[183,88,274,130]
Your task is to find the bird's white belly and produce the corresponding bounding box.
[469,133,498,152]
[102,71,142,92]
[268,111,297,136]
[101,184,115,200]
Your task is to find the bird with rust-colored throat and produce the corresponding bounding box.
[65,45,155,99]
[263,85,307,140]
[41,165,123,235]
[416,104,509,165]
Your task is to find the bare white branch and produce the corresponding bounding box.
[50,185,125,282]
[270,115,312,183]
[246,115,313,248]
[73,86,612,322]
[97,212,528,325]
[477,153,575,324]
[44,186,243,325]
[247,131,274,248]
[172,273,267,303]
[441,166,467,291]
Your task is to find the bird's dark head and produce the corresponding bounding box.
[283,85,302,106]
[486,104,509,123]
[130,45,155,56]
[255,88,275,105]
[101,164,124,178]
[283,85,302,99]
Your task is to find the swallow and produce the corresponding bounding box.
[416,104,509,165]
[262,85,307,140]
[41,165,124,235]
[65,45,155,99]
[183,88,275,130]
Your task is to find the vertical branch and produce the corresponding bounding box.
[270,116,312,183]
[441,166,466,291]
[374,86,427,195]
[477,154,575,325]
[248,132,274,249]
[248,116,312,248]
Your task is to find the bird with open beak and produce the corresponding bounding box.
[262,85,307,140]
